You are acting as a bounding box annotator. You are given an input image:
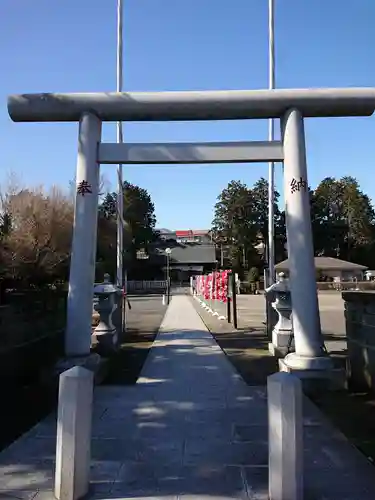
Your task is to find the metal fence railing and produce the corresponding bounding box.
[316,281,375,291]
[127,280,167,293]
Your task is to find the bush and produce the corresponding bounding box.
[0,181,73,285]
[246,267,260,283]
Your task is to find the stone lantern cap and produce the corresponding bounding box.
[265,272,290,294]
[94,274,121,295]
[93,282,118,295]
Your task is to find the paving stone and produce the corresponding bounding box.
[110,497,178,500]
[89,460,123,483]
[0,462,53,490]
[233,425,268,443]
[112,464,247,498]
[32,482,116,500]
[233,423,346,444]
[30,494,56,500]
[303,471,375,500]
[243,465,375,500]
[184,440,268,467]
[226,394,267,409]
[177,466,247,497]
[91,438,185,465]
[28,406,107,439]
[0,438,56,463]
[242,467,268,499]
[0,492,38,500]
[178,497,246,500]
[185,407,267,426]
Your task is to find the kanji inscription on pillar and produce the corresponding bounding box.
[290,177,307,194]
[77,180,92,196]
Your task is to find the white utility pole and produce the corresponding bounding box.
[268,0,276,284]
[116,0,124,288]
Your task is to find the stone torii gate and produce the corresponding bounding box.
[7,87,375,377]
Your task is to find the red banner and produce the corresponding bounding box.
[195,271,229,303]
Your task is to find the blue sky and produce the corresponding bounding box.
[1,0,374,229]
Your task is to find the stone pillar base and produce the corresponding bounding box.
[54,353,108,385]
[280,351,333,371]
[279,354,346,393]
[269,330,294,358]
[91,328,119,356]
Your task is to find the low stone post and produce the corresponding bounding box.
[266,273,294,357]
[268,372,303,500]
[92,274,122,355]
[55,366,94,500]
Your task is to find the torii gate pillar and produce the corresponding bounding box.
[65,113,102,357]
[280,108,332,373]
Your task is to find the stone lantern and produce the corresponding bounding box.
[265,272,294,357]
[92,273,122,355]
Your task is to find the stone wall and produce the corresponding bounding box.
[342,291,375,393]
[0,290,66,386]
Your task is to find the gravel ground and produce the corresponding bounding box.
[190,295,278,385]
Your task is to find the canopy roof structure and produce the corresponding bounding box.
[276,257,368,271]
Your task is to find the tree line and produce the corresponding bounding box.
[0,175,157,288]
[211,176,375,277]
[2,172,373,288]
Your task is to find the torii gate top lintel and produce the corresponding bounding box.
[7,87,375,122]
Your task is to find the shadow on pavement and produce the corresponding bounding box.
[1,296,375,499]
[0,330,374,499]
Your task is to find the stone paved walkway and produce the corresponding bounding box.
[1,295,375,499]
